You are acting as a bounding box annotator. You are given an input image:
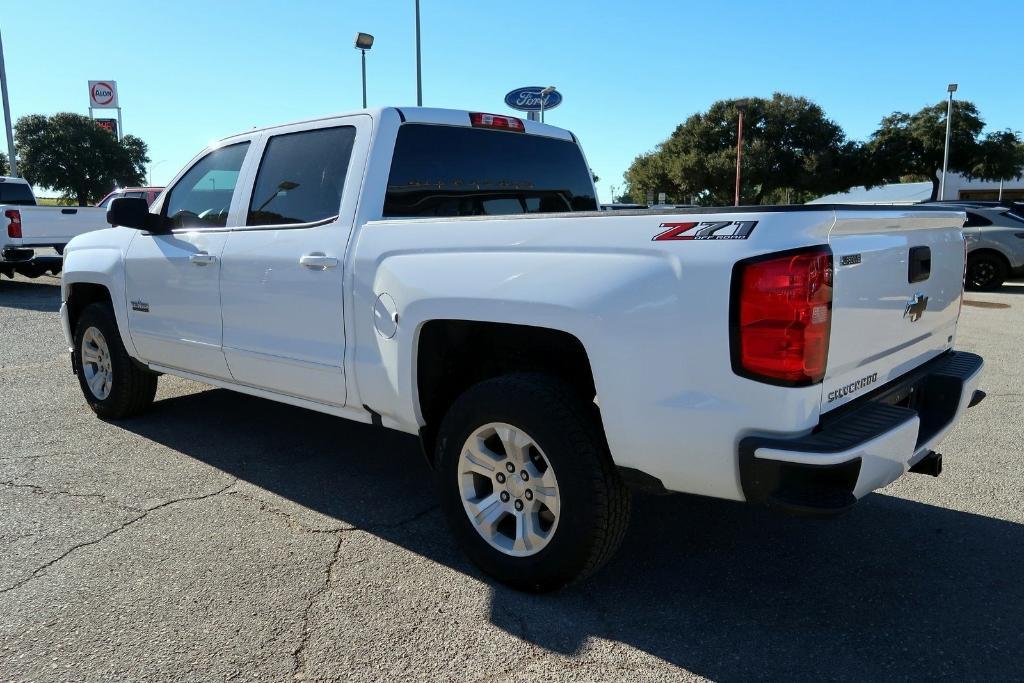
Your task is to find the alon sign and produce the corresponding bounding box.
[504,87,562,113]
[88,80,119,108]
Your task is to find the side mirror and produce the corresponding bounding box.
[107,197,164,232]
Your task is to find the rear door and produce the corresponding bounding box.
[124,141,251,379]
[218,116,369,405]
[821,208,965,412]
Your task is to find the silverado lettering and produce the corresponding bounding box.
[828,373,879,403]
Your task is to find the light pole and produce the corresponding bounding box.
[0,28,17,176]
[147,160,166,186]
[539,86,556,123]
[354,32,374,109]
[939,83,957,201]
[734,99,748,207]
[415,0,422,106]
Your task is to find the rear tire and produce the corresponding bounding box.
[435,373,630,592]
[965,252,1008,291]
[73,302,157,419]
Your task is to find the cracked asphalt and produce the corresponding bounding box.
[1,273,1022,682]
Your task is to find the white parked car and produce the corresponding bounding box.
[1,176,110,278]
[60,108,984,590]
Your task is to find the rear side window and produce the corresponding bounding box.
[165,142,249,229]
[247,126,356,226]
[384,124,597,217]
[964,212,993,227]
[0,181,35,206]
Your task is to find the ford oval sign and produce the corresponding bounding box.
[504,87,563,113]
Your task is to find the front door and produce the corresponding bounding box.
[220,119,366,405]
[125,141,251,379]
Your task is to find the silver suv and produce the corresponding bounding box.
[932,202,1024,290]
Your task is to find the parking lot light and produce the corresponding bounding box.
[734,99,749,207]
[539,86,556,123]
[940,83,958,201]
[354,33,374,109]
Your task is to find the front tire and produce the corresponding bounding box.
[73,302,157,419]
[965,252,1008,291]
[436,373,630,592]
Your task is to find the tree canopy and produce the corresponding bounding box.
[623,95,1023,204]
[625,93,861,205]
[864,101,987,200]
[14,113,149,206]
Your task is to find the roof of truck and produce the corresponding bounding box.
[219,107,575,142]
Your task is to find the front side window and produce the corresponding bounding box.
[247,126,356,226]
[165,142,249,229]
[98,192,122,209]
[384,124,598,217]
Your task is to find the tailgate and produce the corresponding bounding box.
[16,206,110,245]
[821,208,965,413]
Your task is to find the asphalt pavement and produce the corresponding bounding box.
[1,273,1022,682]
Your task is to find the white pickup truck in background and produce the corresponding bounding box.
[60,107,984,591]
[1,176,109,279]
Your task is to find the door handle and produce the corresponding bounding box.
[189,253,217,266]
[300,253,339,270]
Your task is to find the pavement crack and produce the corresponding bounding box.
[0,480,144,512]
[0,479,237,596]
[291,531,345,681]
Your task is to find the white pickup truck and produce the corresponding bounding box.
[60,107,984,591]
[1,176,109,279]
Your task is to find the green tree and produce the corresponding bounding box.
[623,150,675,204]
[862,101,1014,200]
[969,130,1024,186]
[14,113,149,206]
[0,150,8,176]
[623,93,860,205]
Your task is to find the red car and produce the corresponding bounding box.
[96,186,164,208]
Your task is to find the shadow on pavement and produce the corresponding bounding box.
[0,277,62,312]
[120,387,1023,680]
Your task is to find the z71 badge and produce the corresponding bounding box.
[653,221,758,241]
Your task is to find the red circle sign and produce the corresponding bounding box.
[92,82,115,106]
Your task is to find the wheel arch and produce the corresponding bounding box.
[414,319,599,464]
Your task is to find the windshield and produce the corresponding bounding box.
[384,124,597,217]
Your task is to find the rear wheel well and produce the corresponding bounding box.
[67,283,113,333]
[416,320,598,458]
[968,248,1010,268]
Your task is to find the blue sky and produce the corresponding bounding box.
[3,0,1022,201]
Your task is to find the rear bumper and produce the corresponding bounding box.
[739,351,984,514]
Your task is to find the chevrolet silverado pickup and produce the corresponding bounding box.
[1,176,109,279]
[59,107,984,591]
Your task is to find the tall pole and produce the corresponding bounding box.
[0,29,17,176]
[734,102,746,207]
[360,49,367,108]
[539,98,544,124]
[940,84,957,201]
[415,0,422,106]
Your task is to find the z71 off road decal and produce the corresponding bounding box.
[653,221,758,241]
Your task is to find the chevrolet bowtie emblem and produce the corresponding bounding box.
[904,293,929,322]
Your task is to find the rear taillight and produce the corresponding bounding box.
[469,112,525,132]
[5,209,21,238]
[731,247,833,385]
